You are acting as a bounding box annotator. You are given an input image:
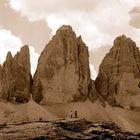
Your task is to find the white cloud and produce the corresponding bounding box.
[129,6,140,28]
[8,0,140,46]
[8,0,101,18]
[0,28,39,75]
[0,29,22,64]
[89,64,97,80]
[29,46,39,74]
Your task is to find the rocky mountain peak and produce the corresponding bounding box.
[95,35,140,107]
[32,25,96,103]
[19,45,29,57]
[113,34,136,49]
[57,25,73,32]
[17,45,30,70]
[56,25,74,35]
[0,46,32,103]
[6,51,13,61]
[53,25,76,42]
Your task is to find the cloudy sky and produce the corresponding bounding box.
[0,0,140,79]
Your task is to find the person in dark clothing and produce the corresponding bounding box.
[74,110,78,118]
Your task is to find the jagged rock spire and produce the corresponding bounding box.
[6,51,13,60]
[32,25,93,103]
[0,45,32,103]
[95,35,140,107]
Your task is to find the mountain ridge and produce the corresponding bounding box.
[0,25,140,135]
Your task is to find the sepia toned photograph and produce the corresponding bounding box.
[0,0,140,139]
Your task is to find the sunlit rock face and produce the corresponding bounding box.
[32,25,92,103]
[0,46,32,103]
[95,35,140,107]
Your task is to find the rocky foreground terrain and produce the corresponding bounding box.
[0,118,140,140]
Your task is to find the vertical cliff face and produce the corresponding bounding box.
[32,25,91,103]
[0,46,32,103]
[88,80,98,102]
[95,35,140,107]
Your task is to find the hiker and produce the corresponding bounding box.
[74,110,78,118]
